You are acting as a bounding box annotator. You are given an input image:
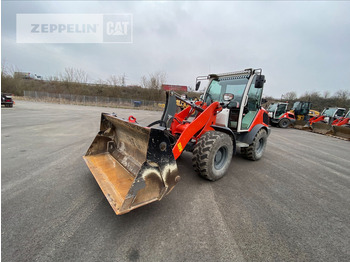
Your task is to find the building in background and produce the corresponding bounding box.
[14,72,42,80]
[162,84,188,92]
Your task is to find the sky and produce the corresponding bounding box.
[2,0,350,97]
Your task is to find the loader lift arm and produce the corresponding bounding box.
[171,101,221,159]
[152,91,224,160]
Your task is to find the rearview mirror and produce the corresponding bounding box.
[255,75,266,89]
[195,81,201,91]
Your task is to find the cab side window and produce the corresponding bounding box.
[205,81,222,105]
[241,78,263,130]
[336,109,345,117]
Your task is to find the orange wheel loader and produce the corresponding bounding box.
[84,68,270,215]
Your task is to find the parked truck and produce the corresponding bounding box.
[1,93,14,107]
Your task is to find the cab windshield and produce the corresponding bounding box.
[267,104,278,112]
[204,78,249,106]
[291,102,300,111]
[322,108,337,117]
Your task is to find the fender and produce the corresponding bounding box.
[237,124,271,145]
[211,125,236,155]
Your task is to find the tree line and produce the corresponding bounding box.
[265,90,349,112]
[1,63,178,101]
[2,62,348,109]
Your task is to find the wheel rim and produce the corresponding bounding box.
[281,120,288,127]
[214,146,228,170]
[256,138,265,154]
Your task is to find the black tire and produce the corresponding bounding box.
[279,118,290,128]
[192,131,233,181]
[241,129,267,161]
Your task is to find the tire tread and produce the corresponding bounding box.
[192,131,232,181]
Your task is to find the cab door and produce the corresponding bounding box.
[238,75,264,132]
[335,109,346,119]
[275,103,288,118]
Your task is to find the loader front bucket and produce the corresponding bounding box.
[333,126,350,140]
[293,120,309,130]
[83,113,179,215]
[311,122,334,135]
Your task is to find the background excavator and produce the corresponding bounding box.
[83,68,270,215]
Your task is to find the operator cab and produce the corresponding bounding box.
[203,72,264,132]
[267,103,288,119]
[292,101,310,115]
[322,107,346,118]
[345,110,350,119]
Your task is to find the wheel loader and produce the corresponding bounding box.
[84,68,271,215]
[268,101,314,128]
[332,109,350,126]
[309,107,346,134]
[330,109,350,140]
[267,102,291,128]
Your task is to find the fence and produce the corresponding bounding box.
[23,91,165,110]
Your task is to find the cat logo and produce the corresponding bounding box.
[106,21,129,36]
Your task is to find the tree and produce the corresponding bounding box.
[107,73,127,87]
[107,75,119,86]
[47,75,60,82]
[332,90,350,108]
[1,59,19,77]
[283,91,297,101]
[140,71,167,89]
[75,68,88,83]
[140,75,148,89]
[59,67,88,83]
[323,91,330,99]
[119,73,126,86]
[334,90,350,101]
[95,78,106,86]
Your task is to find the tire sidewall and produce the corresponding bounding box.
[253,129,267,160]
[207,133,233,180]
[279,118,290,128]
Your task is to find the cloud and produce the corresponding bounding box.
[2,1,350,97]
